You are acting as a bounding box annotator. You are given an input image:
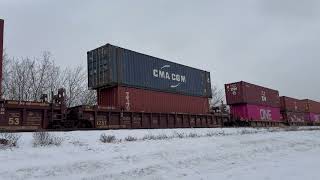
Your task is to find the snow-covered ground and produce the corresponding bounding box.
[1,127,320,180]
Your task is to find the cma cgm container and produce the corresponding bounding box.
[97,86,209,114]
[225,81,280,107]
[230,104,281,121]
[280,96,305,112]
[301,99,320,114]
[88,44,212,97]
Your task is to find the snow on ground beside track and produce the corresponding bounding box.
[1,127,320,180]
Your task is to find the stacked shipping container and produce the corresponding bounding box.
[225,81,281,122]
[280,97,320,124]
[280,96,307,123]
[302,99,320,123]
[88,44,212,114]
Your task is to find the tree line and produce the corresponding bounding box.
[2,51,96,107]
[2,51,224,109]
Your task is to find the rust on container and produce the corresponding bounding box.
[225,81,280,107]
[280,96,305,112]
[97,86,210,114]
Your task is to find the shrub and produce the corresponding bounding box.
[174,131,185,138]
[142,134,156,140]
[33,131,63,147]
[217,131,226,136]
[100,134,116,143]
[206,131,216,137]
[125,136,137,142]
[155,134,170,140]
[0,132,21,149]
[187,132,200,138]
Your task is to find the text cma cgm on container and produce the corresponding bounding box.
[87,44,212,97]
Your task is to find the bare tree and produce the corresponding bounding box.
[30,52,53,101]
[62,65,87,107]
[2,52,96,107]
[2,49,12,98]
[10,57,34,101]
[210,84,224,107]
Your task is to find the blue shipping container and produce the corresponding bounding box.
[87,44,212,97]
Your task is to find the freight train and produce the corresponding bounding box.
[0,19,319,132]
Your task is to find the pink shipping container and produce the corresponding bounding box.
[97,86,210,114]
[305,113,320,122]
[230,104,281,121]
[281,112,307,123]
[225,81,280,107]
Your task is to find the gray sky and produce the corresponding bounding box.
[1,0,320,101]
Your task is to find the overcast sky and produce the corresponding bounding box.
[1,0,319,101]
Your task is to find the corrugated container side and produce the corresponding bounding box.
[302,99,320,113]
[280,96,305,112]
[0,19,3,96]
[97,88,118,110]
[281,111,307,123]
[230,104,281,122]
[225,81,280,107]
[88,44,212,97]
[225,82,244,104]
[97,86,210,114]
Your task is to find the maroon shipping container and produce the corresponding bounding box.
[280,96,305,112]
[0,19,3,96]
[225,81,280,107]
[281,111,307,123]
[302,99,320,113]
[97,86,210,114]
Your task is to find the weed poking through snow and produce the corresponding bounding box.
[100,134,116,143]
[0,132,21,149]
[33,131,63,147]
[125,136,138,142]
